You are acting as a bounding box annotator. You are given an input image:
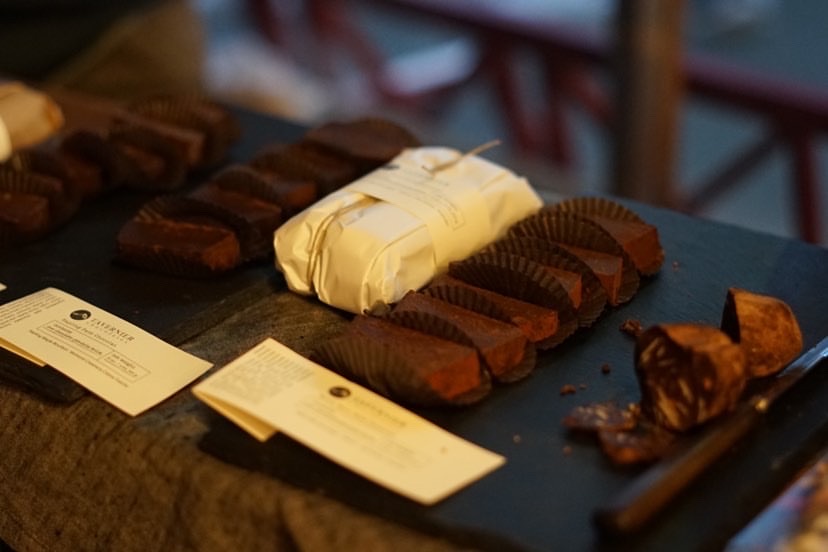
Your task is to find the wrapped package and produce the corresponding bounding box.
[0,82,64,159]
[273,146,543,313]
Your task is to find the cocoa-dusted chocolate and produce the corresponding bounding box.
[0,168,66,244]
[634,323,746,432]
[4,149,83,223]
[302,117,420,172]
[544,196,664,275]
[115,218,242,277]
[425,274,560,345]
[508,210,640,304]
[127,95,241,168]
[586,215,664,276]
[485,235,608,327]
[313,314,491,407]
[59,129,134,192]
[250,142,360,197]
[209,164,317,216]
[720,287,803,378]
[559,243,625,306]
[0,190,50,243]
[448,251,578,349]
[388,290,536,383]
[109,125,189,190]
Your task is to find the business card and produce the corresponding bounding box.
[0,287,212,415]
[193,338,506,505]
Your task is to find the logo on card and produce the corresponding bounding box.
[70,309,92,321]
[329,386,351,399]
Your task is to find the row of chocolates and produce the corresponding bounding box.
[0,95,240,250]
[312,197,665,408]
[114,118,422,277]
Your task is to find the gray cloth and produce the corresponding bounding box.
[0,0,205,101]
[0,289,467,552]
[0,1,161,79]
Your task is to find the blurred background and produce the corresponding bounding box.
[193,0,827,245]
[3,0,824,245]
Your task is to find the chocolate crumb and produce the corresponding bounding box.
[579,383,588,390]
[560,384,577,396]
[601,363,612,375]
[672,260,680,270]
[619,318,643,338]
[512,434,522,444]
[563,445,573,456]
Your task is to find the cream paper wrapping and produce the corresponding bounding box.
[273,147,543,313]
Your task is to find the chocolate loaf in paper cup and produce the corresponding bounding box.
[448,251,578,349]
[5,149,83,224]
[59,129,134,193]
[313,315,492,407]
[109,125,189,191]
[303,117,421,172]
[116,217,242,278]
[543,197,665,275]
[386,295,537,383]
[251,142,360,197]
[0,168,65,239]
[208,164,317,216]
[424,275,560,346]
[509,210,640,304]
[485,235,608,327]
[129,96,241,168]
[141,195,268,260]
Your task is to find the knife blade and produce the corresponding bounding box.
[594,336,828,536]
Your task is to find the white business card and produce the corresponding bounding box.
[0,287,212,415]
[193,338,505,505]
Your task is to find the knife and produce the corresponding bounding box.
[594,336,828,536]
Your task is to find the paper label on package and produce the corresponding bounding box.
[0,287,212,415]
[348,159,490,265]
[193,338,505,505]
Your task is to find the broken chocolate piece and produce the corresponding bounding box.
[619,318,644,338]
[598,421,677,466]
[563,402,639,433]
[720,287,803,378]
[635,323,746,432]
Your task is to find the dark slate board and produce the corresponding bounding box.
[199,202,828,552]
[0,108,305,400]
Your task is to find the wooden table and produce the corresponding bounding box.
[1,107,827,552]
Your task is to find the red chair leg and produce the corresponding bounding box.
[788,129,822,243]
